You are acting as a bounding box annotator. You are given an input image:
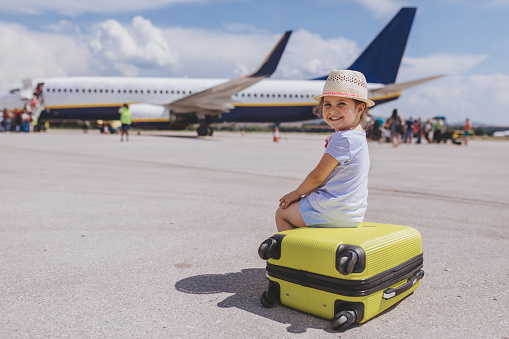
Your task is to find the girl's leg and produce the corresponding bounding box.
[275,201,307,232]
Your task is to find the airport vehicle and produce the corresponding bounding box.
[432,116,469,144]
[258,223,424,331]
[0,7,442,136]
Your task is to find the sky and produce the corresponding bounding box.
[1,0,508,125]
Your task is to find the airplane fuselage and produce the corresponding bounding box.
[30,76,397,127]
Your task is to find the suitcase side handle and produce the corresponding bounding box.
[383,270,424,300]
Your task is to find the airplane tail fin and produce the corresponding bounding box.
[314,7,416,84]
[249,31,292,78]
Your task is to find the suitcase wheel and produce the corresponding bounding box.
[258,238,278,260]
[331,310,356,331]
[260,290,276,308]
[336,250,359,275]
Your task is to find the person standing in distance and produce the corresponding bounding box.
[119,103,132,142]
[276,70,374,231]
[464,118,472,146]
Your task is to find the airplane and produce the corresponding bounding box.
[0,7,442,136]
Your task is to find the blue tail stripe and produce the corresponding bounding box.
[348,7,416,84]
[312,7,416,84]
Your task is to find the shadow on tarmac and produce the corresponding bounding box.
[175,268,346,334]
[144,134,217,140]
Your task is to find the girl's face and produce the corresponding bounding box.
[322,96,364,131]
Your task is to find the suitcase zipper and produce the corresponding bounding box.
[267,254,423,297]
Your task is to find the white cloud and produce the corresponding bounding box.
[44,19,82,34]
[399,54,488,80]
[154,27,359,80]
[275,30,360,79]
[89,16,179,76]
[0,21,89,93]
[354,0,408,18]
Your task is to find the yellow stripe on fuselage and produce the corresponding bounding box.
[233,102,316,107]
[131,118,168,122]
[369,92,401,102]
[46,103,125,109]
[45,93,399,111]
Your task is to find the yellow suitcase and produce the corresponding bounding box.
[258,222,424,330]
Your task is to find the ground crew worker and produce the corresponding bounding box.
[119,103,132,142]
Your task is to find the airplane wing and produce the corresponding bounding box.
[370,74,445,96]
[168,31,292,115]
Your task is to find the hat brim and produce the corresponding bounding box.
[313,93,375,107]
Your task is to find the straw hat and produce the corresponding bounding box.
[313,69,375,107]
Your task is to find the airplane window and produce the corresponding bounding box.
[118,89,121,93]
[58,89,61,92]
[165,90,168,94]
[135,90,138,94]
[147,90,150,94]
[283,94,286,98]
[83,89,86,93]
[94,89,97,93]
[140,90,143,94]
[63,89,67,93]
[160,90,163,94]
[177,90,180,94]
[70,89,73,93]
[254,94,257,97]
[278,94,281,98]
[88,89,92,93]
[99,89,103,93]
[247,93,251,97]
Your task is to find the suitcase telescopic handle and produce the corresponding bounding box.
[383,270,425,300]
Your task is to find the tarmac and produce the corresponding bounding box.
[1,129,508,338]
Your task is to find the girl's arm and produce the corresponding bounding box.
[279,153,339,208]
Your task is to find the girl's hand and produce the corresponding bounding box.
[279,191,301,209]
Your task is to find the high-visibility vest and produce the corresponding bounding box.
[120,107,132,124]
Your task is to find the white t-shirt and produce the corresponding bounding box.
[303,130,370,223]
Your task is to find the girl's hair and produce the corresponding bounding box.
[313,98,370,128]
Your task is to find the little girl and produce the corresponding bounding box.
[275,69,374,231]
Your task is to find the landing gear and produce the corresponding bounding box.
[197,124,214,136]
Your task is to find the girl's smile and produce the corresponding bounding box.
[322,96,364,131]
